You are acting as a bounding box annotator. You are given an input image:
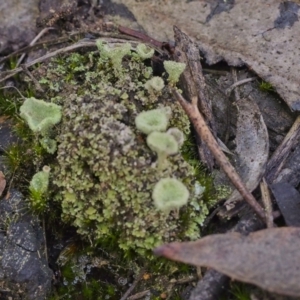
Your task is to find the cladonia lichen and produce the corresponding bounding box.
[29,41,211,255]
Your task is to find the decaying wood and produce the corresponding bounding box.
[266,115,300,184]
[172,26,216,170]
[189,269,230,300]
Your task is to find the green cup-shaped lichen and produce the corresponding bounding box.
[40,137,57,154]
[163,61,186,85]
[20,97,62,136]
[144,76,165,93]
[167,127,185,148]
[147,131,179,169]
[135,108,170,135]
[136,43,155,60]
[105,43,131,71]
[30,165,50,193]
[152,177,189,213]
[29,166,51,213]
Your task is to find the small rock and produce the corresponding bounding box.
[0,190,53,299]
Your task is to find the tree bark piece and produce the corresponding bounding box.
[172,26,216,170]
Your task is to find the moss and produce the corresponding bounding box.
[230,282,252,300]
[0,89,21,116]
[2,144,23,173]
[259,80,274,92]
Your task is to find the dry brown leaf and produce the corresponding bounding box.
[154,227,300,297]
[225,97,269,208]
[112,0,300,110]
[0,171,6,197]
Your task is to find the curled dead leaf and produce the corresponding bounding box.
[225,97,269,209]
[0,171,6,197]
[154,227,300,297]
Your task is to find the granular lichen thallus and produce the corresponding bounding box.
[22,40,211,255]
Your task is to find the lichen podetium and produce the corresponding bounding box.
[30,41,212,255]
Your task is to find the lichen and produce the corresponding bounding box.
[32,42,211,255]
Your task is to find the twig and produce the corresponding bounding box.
[127,290,150,300]
[0,171,6,197]
[120,269,145,300]
[0,41,94,82]
[173,26,216,170]
[20,65,44,93]
[0,39,140,83]
[260,178,274,228]
[172,88,266,222]
[226,76,256,96]
[0,36,71,64]
[170,276,198,284]
[166,276,198,300]
[230,67,241,101]
[16,27,55,68]
[42,218,49,262]
[266,115,300,184]
[118,25,163,48]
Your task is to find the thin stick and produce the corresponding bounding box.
[21,65,44,93]
[120,269,145,300]
[16,27,55,68]
[42,218,49,262]
[0,171,6,197]
[260,178,274,228]
[172,89,266,222]
[118,25,162,48]
[266,115,300,183]
[0,39,140,83]
[226,77,256,95]
[127,290,150,300]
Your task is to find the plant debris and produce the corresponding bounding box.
[224,96,269,209]
[111,0,300,110]
[154,227,300,297]
[0,171,6,197]
[271,182,300,227]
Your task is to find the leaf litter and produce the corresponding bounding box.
[224,96,269,209]
[0,171,6,197]
[111,0,300,110]
[154,227,300,297]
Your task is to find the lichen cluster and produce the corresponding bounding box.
[33,41,209,254]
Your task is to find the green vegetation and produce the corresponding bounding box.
[23,41,211,256]
[230,282,252,300]
[259,80,274,92]
[163,61,186,85]
[0,40,229,299]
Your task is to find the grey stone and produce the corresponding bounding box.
[0,190,53,300]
